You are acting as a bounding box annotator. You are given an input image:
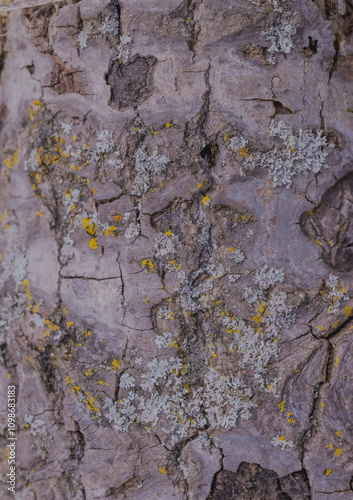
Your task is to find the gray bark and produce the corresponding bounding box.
[0,0,353,498]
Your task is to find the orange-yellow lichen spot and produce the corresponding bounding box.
[4,149,19,169]
[239,146,249,157]
[22,279,32,302]
[344,306,352,316]
[112,359,122,369]
[89,238,98,250]
[141,259,154,271]
[104,226,117,238]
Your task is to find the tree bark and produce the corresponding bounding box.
[0,0,353,498]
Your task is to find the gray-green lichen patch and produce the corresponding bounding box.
[1,0,353,497]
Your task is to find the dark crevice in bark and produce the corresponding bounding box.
[61,275,121,281]
[206,446,224,499]
[329,34,341,83]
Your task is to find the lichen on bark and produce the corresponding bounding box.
[1,0,353,499]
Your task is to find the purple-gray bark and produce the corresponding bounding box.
[0,0,353,498]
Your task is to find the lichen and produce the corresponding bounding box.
[232,120,334,188]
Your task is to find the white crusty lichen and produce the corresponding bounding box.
[324,274,349,315]
[252,264,284,290]
[0,221,30,342]
[271,435,295,450]
[178,265,229,313]
[131,117,147,136]
[108,152,124,170]
[120,372,135,389]
[90,130,115,162]
[131,146,170,196]
[204,368,255,429]
[124,222,140,240]
[77,31,88,50]
[177,457,189,479]
[98,16,119,36]
[103,355,255,446]
[262,12,298,64]
[261,0,298,64]
[155,331,173,348]
[100,258,295,444]
[113,34,132,63]
[230,248,246,264]
[154,232,180,259]
[235,120,334,188]
[221,264,295,390]
[262,292,295,337]
[24,150,39,171]
[229,273,241,283]
[243,264,284,304]
[24,413,53,456]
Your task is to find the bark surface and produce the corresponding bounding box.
[0,0,353,499]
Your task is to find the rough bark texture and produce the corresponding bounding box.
[0,0,353,499]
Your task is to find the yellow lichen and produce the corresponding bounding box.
[104,226,117,238]
[82,218,96,236]
[344,306,352,316]
[239,146,249,157]
[3,149,19,169]
[22,279,32,302]
[312,238,323,247]
[112,359,122,370]
[89,238,98,250]
[44,319,59,331]
[141,259,154,272]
